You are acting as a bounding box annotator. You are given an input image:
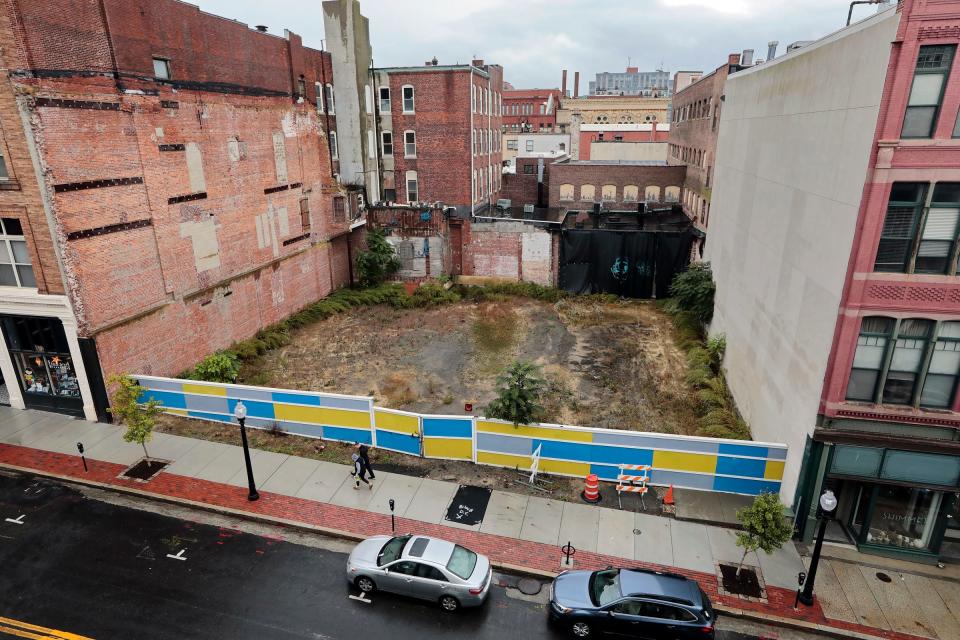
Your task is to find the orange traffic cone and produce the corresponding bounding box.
[663,485,675,505]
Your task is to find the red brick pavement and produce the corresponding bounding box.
[0,443,933,640]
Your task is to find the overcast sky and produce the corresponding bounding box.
[192,0,891,89]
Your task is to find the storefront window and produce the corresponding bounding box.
[865,485,942,551]
[1,316,80,401]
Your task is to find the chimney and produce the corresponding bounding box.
[472,59,484,68]
[741,49,754,66]
[728,53,741,65]
[574,71,580,98]
[562,70,568,96]
[767,41,778,61]
[255,25,268,32]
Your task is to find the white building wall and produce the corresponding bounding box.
[704,9,898,503]
[590,142,667,162]
[517,133,570,157]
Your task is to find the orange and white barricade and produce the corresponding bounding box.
[616,464,651,510]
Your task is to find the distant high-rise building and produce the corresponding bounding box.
[589,67,671,96]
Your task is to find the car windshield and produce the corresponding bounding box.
[446,545,478,579]
[377,536,410,566]
[589,569,622,607]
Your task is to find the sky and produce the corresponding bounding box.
[190,0,891,89]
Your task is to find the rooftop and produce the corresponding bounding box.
[554,159,670,166]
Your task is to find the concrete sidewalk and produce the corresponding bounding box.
[1,406,958,640]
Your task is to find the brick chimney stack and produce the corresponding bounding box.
[562,70,568,96]
[574,71,580,98]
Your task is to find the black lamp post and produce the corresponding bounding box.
[798,489,837,606]
[234,402,260,501]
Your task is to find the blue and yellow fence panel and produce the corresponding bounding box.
[134,376,374,445]
[422,415,473,461]
[133,375,788,497]
[374,408,421,456]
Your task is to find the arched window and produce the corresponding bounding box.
[645,186,661,202]
[365,84,373,114]
[665,186,680,203]
[623,185,639,202]
[580,184,596,201]
[315,82,323,113]
[559,184,575,201]
[602,184,617,201]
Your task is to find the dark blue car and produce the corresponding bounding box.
[548,568,715,639]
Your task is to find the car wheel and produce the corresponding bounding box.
[355,576,376,593]
[439,595,460,612]
[570,621,592,638]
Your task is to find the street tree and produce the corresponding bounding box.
[734,491,794,576]
[485,360,546,427]
[108,373,162,460]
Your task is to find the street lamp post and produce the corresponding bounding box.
[234,402,260,502]
[798,489,838,606]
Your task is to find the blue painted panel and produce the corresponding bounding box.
[377,429,421,455]
[590,463,622,481]
[712,476,781,495]
[588,445,653,467]
[281,422,325,439]
[718,442,769,459]
[715,455,766,479]
[272,391,322,406]
[592,431,719,454]
[324,426,372,445]
[188,410,231,423]
[648,469,714,491]
[144,389,187,409]
[477,432,531,456]
[537,439,591,461]
[226,398,275,420]
[423,418,472,438]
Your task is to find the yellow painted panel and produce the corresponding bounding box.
[0,615,95,640]
[653,450,717,474]
[183,383,226,396]
[477,450,532,470]
[476,420,592,443]
[375,409,419,435]
[274,404,371,429]
[424,438,472,459]
[165,408,188,416]
[764,459,785,480]
[540,458,591,477]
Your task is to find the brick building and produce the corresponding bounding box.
[708,1,960,563]
[667,53,745,240]
[372,60,503,215]
[502,88,562,132]
[547,160,685,211]
[0,0,363,420]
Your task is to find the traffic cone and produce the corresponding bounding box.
[663,485,675,505]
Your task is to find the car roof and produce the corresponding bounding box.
[618,569,699,606]
[402,535,455,565]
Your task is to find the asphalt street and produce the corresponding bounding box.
[0,471,821,640]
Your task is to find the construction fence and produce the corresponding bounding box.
[134,375,787,496]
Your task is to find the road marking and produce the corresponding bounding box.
[166,548,187,561]
[347,593,371,604]
[4,515,25,525]
[0,615,94,640]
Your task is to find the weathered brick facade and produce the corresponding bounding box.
[0,0,359,391]
[547,160,686,210]
[500,157,547,208]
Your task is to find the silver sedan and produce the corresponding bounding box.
[346,534,492,612]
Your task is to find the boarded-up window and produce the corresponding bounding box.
[645,186,661,202]
[623,185,639,201]
[602,184,617,201]
[665,186,681,202]
[333,196,345,223]
[580,184,595,201]
[300,197,310,230]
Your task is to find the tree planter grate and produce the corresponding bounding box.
[119,458,170,482]
[716,562,767,602]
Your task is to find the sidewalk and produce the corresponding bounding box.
[1,406,958,640]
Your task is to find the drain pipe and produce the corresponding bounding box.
[847,0,887,26]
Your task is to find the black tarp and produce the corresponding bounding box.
[444,485,492,526]
[559,229,693,298]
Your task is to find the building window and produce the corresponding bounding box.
[402,85,415,113]
[404,130,416,158]
[523,164,535,175]
[664,186,680,203]
[645,186,661,202]
[846,317,959,407]
[329,131,338,159]
[299,197,310,231]
[297,77,307,99]
[381,131,393,156]
[152,57,170,79]
[580,184,595,201]
[326,84,336,115]
[875,182,960,274]
[507,139,518,150]
[406,170,418,203]
[902,45,956,138]
[315,82,324,112]
[333,196,346,223]
[623,185,639,202]
[0,154,8,180]
[525,140,534,152]
[380,87,391,112]
[602,184,617,201]
[0,217,35,288]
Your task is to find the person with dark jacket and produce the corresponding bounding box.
[356,442,376,480]
[351,453,371,490]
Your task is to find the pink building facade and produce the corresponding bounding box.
[807,0,960,562]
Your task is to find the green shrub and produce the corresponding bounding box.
[668,261,716,327]
[357,229,401,287]
[485,361,547,426]
[192,351,241,383]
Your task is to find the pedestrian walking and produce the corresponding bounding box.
[351,453,371,490]
[356,442,376,480]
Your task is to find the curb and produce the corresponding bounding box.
[0,462,910,640]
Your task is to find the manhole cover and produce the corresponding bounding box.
[876,572,892,583]
[633,528,642,535]
[517,578,542,595]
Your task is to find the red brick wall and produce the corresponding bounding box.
[461,218,555,285]
[500,158,541,207]
[547,162,686,209]
[502,88,560,130]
